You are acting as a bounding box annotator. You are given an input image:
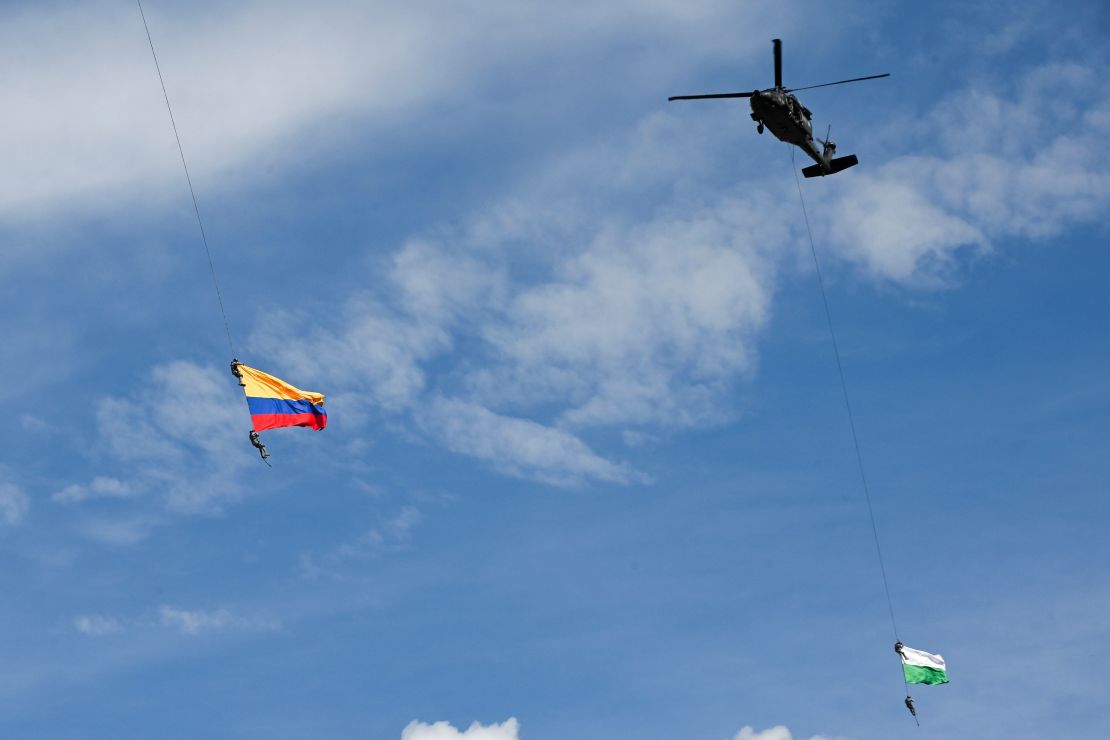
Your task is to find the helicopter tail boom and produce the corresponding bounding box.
[802,154,859,178]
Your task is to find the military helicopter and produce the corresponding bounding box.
[669,39,889,177]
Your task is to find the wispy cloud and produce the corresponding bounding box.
[73,606,278,638]
[18,413,50,433]
[820,63,1110,283]
[88,361,251,517]
[53,476,139,504]
[73,614,123,637]
[418,398,641,487]
[0,0,785,226]
[300,505,424,578]
[159,605,279,636]
[248,60,1110,488]
[49,360,263,546]
[0,480,29,526]
[78,516,160,547]
[472,203,777,430]
[248,135,786,485]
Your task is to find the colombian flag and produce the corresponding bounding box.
[236,363,327,432]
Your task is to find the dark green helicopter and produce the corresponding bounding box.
[669,39,889,177]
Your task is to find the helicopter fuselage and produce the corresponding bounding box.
[749,88,827,167]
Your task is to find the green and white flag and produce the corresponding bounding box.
[900,645,948,685]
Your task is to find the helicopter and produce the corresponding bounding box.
[669,39,889,177]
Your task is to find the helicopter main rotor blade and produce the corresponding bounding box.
[773,38,783,89]
[668,92,755,101]
[784,73,891,93]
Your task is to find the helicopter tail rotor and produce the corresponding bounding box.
[819,125,837,158]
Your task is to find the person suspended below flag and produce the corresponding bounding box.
[230,360,327,462]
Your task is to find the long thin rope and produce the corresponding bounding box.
[790,150,916,717]
[137,0,235,355]
[789,148,904,650]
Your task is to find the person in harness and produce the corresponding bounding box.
[248,430,270,461]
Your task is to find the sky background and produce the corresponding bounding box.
[1,1,1108,738]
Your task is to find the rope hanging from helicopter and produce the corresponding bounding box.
[788,146,917,722]
[137,0,237,358]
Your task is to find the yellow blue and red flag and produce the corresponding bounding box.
[234,363,327,432]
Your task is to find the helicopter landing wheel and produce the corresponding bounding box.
[756,122,764,134]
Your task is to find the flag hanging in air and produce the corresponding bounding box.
[234,363,327,432]
[899,645,949,685]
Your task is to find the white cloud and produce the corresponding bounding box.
[50,359,263,546]
[820,63,1110,284]
[159,605,278,636]
[250,235,656,485]
[822,175,986,283]
[0,482,29,526]
[247,238,505,420]
[731,726,849,740]
[418,398,640,487]
[53,476,138,504]
[391,240,509,330]
[251,174,784,485]
[474,202,778,429]
[402,718,520,740]
[251,295,452,416]
[74,614,123,637]
[0,0,785,225]
[159,606,231,635]
[0,0,445,221]
[89,361,250,516]
[733,728,793,740]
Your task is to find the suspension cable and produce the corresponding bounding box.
[789,148,904,649]
[137,0,236,356]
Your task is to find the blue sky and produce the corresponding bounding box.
[1,1,1108,738]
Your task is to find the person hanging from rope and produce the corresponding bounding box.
[249,430,270,461]
[230,358,246,388]
[895,642,917,720]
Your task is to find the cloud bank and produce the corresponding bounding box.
[0,0,781,224]
[37,0,1110,502]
